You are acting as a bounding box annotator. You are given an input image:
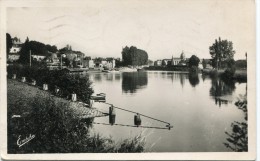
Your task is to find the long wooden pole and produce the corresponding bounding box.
[30,50,31,67]
[61,55,63,69]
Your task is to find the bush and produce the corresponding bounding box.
[7,64,94,104]
[8,93,145,153]
[224,96,247,152]
[222,66,236,79]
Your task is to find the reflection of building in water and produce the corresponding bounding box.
[179,74,187,87]
[122,72,148,93]
[161,72,188,87]
[91,73,121,82]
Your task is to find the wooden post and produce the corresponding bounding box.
[109,106,116,125]
[71,93,77,102]
[31,80,36,86]
[21,77,26,82]
[12,74,16,79]
[43,84,48,90]
[55,86,60,95]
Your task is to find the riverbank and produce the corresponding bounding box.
[202,69,247,82]
[7,79,106,119]
[144,66,189,72]
[7,79,145,153]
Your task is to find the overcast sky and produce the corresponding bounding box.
[7,0,255,60]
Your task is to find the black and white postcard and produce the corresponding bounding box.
[0,0,256,160]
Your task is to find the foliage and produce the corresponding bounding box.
[115,59,124,67]
[235,60,247,69]
[117,134,145,152]
[202,59,207,69]
[18,37,30,64]
[28,41,57,55]
[18,37,58,64]
[121,46,148,66]
[209,37,235,70]
[188,55,200,68]
[180,51,185,60]
[224,96,247,152]
[6,33,12,56]
[222,66,236,80]
[8,92,145,153]
[7,64,94,104]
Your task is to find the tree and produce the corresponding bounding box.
[209,37,235,70]
[121,46,148,66]
[6,33,12,56]
[18,37,30,64]
[202,59,207,69]
[180,51,185,60]
[189,55,200,68]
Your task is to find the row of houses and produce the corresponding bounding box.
[43,52,116,70]
[153,54,213,69]
[7,37,116,69]
[154,55,186,67]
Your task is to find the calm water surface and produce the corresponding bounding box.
[87,71,246,152]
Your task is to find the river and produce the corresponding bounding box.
[87,71,247,152]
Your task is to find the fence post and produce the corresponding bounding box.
[43,84,48,90]
[72,93,77,102]
[31,80,36,86]
[12,74,16,79]
[21,77,26,82]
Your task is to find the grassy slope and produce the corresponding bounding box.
[7,79,106,119]
[7,79,145,153]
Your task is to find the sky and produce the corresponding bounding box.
[6,0,255,61]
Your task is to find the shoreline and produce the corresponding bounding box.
[7,79,107,120]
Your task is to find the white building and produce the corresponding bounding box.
[32,55,46,61]
[7,37,23,62]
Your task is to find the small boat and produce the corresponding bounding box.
[90,93,106,101]
[97,93,106,96]
[102,70,110,73]
[137,68,145,72]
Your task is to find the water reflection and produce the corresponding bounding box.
[93,74,102,82]
[188,73,199,87]
[89,71,247,152]
[122,72,148,94]
[179,73,186,87]
[91,73,121,82]
[156,72,188,87]
[209,77,236,107]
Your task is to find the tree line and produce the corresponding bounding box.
[121,46,148,66]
